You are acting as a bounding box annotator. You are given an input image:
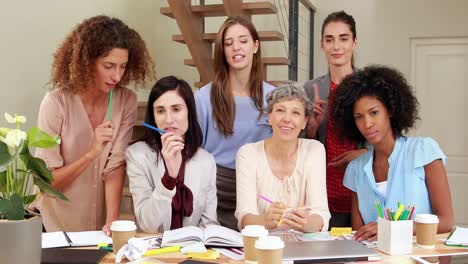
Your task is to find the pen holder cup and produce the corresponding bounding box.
[377,218,413,255]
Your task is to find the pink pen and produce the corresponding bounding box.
[383,207,389,220]
[259,195,273,204]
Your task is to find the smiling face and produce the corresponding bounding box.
[223,23,259,72]
[153,90,189,137]
[269,98,308,141]
[321,21,356,68]
[353,96,394,145]
[93,48,128,94]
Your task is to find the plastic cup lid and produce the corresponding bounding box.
[255,236,285,250]
[414,214,439,224]
[110,220,137,231]
[241,225,268,237]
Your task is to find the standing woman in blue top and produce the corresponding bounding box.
[195,16,275,230]
[331,65,454,241]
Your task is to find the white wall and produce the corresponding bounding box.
[0,1,159,130]
[312,0,468,78]
[2,0,468,128]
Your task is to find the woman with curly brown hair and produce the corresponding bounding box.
[34,15,155,234]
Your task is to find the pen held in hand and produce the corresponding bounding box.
[106,89,113,121]
[142,122,166,134]
[259,195,273,204]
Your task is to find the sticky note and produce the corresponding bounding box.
[186,249,220,260]
[330,227,352,237]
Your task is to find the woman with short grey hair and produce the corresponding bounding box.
[265,81,313,117]
[235,82,330,232]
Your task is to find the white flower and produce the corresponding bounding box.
[0,129,27,148]
[4,113,26,124]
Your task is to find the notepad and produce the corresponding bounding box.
[445,226,468,247]
[161,225,243,247]
[42,231,112,248]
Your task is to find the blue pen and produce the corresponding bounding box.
[142,122,166,134]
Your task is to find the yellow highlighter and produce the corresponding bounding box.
[144,246,180,256]
[394,204,405,220]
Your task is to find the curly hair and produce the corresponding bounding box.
[331,65,419,144]
[50,15,155,93]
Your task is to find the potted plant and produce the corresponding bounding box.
[0,113,67,264]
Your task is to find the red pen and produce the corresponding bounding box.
[408,206,416,220]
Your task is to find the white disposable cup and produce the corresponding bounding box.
[110,220,137,253]
[241,225,268,263]
[414,214,439,249]
[255,236,285,264]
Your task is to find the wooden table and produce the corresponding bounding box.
[99,234,468,263]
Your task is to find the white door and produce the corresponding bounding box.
[410,37,468,225]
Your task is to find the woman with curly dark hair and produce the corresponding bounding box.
[331,65,453,241]
[34,15,155,234]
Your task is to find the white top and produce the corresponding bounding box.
[235,139,331,231]
[375,181,388,197]
[125,142,219,233]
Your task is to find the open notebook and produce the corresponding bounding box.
[42,231,112,248]
[161,225,243,247]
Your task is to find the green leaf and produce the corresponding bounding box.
[0,193,25,220]
[22,194,37,206]
[0,171,6,191]
[0,127,11,137]
[20,150,53,182]
[33,176,68,201]
[0,141,14,168]
[28,127,60,148]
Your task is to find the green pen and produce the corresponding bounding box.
[106,89,113,121]
[375,201,384,218]
[99,246,113,252]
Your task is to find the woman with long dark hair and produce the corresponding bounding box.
[126,76,218,233]
[304,11,366,228]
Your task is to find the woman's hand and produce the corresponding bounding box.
[307,84,326,137]
[102,222,112,236]
[281,208,309,232]
[264,202,286,229]
[161,132,185,178]
[87,121,114,159]
[328,148,367,170]
[353,222,378,241]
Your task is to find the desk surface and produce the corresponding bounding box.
[99,234,468,264]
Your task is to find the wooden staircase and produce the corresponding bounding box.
[161,0,289,88]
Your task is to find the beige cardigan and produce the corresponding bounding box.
[235,138,331,231]
[126,142,219,233]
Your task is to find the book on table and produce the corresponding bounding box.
[445,226,468,247]
[42,231,112,248]
[161,225,243,247]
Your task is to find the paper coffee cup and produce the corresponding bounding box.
[414,214,439,249]
[110,220,137,253]
[255,236,285,264]
[241,225,268,262]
